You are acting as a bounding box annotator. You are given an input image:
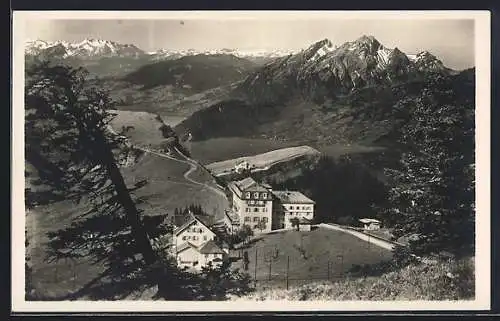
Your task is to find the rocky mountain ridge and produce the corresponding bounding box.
[237,35,453,104]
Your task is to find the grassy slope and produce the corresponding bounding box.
[122,153,229,218]
[173,88,399,146]
[205,146,320,175]
[123,54,256,90]
[104,80,237,121]
[231,228,392,285]
[109,110,169,147]
[188,137,310,164]
[27,201,109,299]
[234,256,475,301]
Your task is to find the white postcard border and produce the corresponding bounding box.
[11,10,491,312]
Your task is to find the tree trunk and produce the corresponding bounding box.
[98,134,157,265]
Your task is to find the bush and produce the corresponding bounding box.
[197,260,253,300]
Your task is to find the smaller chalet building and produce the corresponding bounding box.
[173,213,226,270]
[176,240,226,271]
[173,214,216,247]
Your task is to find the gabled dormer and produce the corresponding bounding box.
[229,177,273,201]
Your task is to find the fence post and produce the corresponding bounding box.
[254,247,258,288]
[286,256,290,290]
[72,259,76,290]
[338,255,344,277]
[327,260,330,280]
[268,259,272,281]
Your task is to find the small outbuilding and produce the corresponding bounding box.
[298,218,313,232]
[359,218,381,231]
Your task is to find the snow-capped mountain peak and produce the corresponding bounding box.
[407,50,446,72]
[303,38,335,62]
[25,38,145,59]
[239,35,451,104]
[148,47,298,61]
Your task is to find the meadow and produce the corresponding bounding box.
[109,109,168,147]
[230,227,393,288]
[233,256,475,301]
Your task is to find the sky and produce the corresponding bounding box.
[24,18,475,70]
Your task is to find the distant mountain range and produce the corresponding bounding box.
[25,38,145,59]
[148,48,298,63]
[24,38,297,62]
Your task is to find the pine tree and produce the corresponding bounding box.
[25,61,157,264]
[380,74,475,256]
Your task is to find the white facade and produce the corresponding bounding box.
[271,191,315,230]
[174,217,216,248]
[280,202,315,229]
[228,178,315,234]
[176,241,225,271]
[228,178,273,234]
[177,244,201,270]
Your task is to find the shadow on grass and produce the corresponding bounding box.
[32,202,252,301]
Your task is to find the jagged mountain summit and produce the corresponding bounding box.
[237,35,451,103]
[25,38,146,59]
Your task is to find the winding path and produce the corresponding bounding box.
[136,146,227,199]
[107,124,227,206]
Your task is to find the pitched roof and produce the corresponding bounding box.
[272,190,315,204]
[198,240,226,254]
[233,177,269,192]
[298,217,313,224]
[173,213,215,236]
[176,241,197,253]
[359,218,381,224]
[224,210,240,223]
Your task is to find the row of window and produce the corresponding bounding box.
[245,207,269,213]
[244,216,269,223]
[287,212,313,217]
[244,192,268,199]
[186,227,204,233]
[286,205,312,211]
[247,200,266,206]
[182,235,208,241]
